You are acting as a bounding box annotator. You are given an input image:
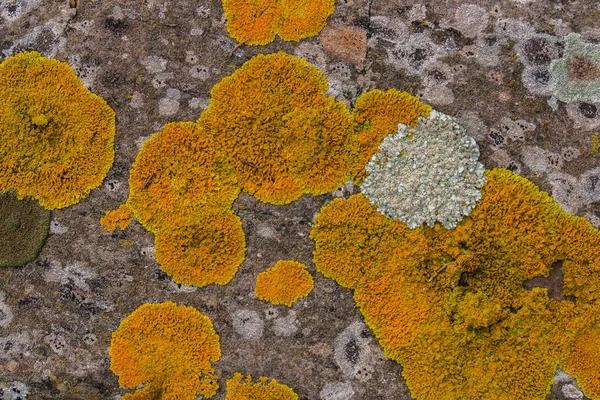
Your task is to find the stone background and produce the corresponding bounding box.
[1,0,599,399]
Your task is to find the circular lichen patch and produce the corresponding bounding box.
[223,0,334,45]
[0,190,50,267]
[255,260,314,306]
[155,213,246,287]
[199,53,357,205]
[110,301,221,400]
[0,51,116,209]
[127,121,239,233]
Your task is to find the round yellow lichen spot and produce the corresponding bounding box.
[127,121,239,233]
[155,213,246,287]
[222,0,282,46]
[109,301,221,400]
[255,260,314,307]
[100,204,133,232]
[351,89,431,184]
[223,0,334,45]
[278,0,335,42]
[199,53,357,205]
[225,372,299,400]
[0,51,116,209]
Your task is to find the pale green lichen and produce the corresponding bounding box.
[550,33,600,103]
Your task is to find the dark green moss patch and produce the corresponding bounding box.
[0,191,51,267]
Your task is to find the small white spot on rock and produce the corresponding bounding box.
[82,333,97,346]
[561,383,584,400]
[141,55,167,74]
[158,97,180,117]
[272,311,300,337]
[129,91,144,108]
[0,293,13,328]
[44,333,66,355]
[166,88,181,100]
[256,224,277,239]
[189,65,210,80]
[190,27,204,36]
[320,381,354,400]
[232,309,264,339]
[50,221,68,235]
[140,246,156,260]
[189,97,208,110]
[0,381,29,400]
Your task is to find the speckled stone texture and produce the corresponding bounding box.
[1,0,600,399]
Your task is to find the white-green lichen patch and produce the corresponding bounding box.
[361,110,486,229]
[550,33,600,103]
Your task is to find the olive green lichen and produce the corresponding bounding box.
[0,190,50,267]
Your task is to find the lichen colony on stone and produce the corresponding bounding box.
[222,0,334,45]
[361,110,486,229]
[310,168,600,399]
[225,372,299,400]
[0,51,115,209]
[109,302,221,400]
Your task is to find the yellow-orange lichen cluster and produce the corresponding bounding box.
[222,0,334,45]
[102,52,428,289]
[225,372,299,400]
[127,122,239,232]
[310,168,600,399]
[199,52,357,205]
[155,213,246,287]
[109,301,221,400]
[0,51,115,209]
[351,89,432,184]
[104,122,245,288]
[100,204,133,232]
[255,260,314,306]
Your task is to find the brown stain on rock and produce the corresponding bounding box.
[567,53,600,81]
[319,24,367,67]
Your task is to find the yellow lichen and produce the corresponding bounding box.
[223,0,334,45]
[127,121,239,233]
[310,168,600,399]
[100,204,133,232]
[0,51,116,209]
[255,260,314,307]
[566,321,600,398]
[199,53,357,205]
[109,301,221,400]
[155,213,246,287]
[225,372,299,400]
[351,89,432,184]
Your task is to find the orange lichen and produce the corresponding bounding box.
[0,51,116,209]
[351,89,431,184]
[127,121,239,233]
[310,168,600,399]
[199,53,357,205]
[109,301,221,400]
[255,260,314,307]
[223,0,334,45]
[155,213,246,287]
[225,372,299,400]
[566,321,600,398]
[100,204,133,232]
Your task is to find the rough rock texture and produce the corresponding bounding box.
[1,0,600,399]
